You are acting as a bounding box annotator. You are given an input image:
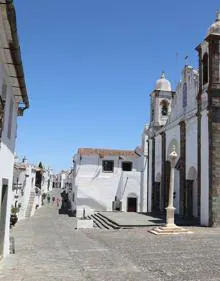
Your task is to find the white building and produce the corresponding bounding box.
[35,163,53,195]
[56,171,68,189]
[146,11,220,226]
[68,148,148,217]
[41,167,53,194]
[0,1,29,258]
[13,157,41,221]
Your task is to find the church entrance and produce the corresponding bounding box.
[152,182,160,211]
[164,161,171,209]
[127,197,137,212]
[184,180,193,218]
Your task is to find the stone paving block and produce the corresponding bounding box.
[1,190,220,280]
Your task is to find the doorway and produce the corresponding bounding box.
[164,161,171,208]
[184,180,193,217]
[127,197,137,212]
[152,182,160,211]
[0,179,8,258]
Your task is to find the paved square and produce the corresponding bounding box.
[99,211,163,227]
[1,197,220,280]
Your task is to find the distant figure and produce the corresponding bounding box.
[52,196,55,204]
[47,194,51,204]
[56,198,60,208]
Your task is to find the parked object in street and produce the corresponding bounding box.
[47,195,51,204]
[10,208,18,228]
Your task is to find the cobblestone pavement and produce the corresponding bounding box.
[1,194,220,280]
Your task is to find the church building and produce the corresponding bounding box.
[146,11,220,226]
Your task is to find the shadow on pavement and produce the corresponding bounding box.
[141,211,200,226]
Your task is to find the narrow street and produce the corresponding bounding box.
[0,191,151,281]
[1,191,220,280]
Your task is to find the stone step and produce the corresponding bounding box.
[25,195,35,218]
[87,215,102,229]
[9,236,15,254]
[90,214,112,229]
[95,213,120,229]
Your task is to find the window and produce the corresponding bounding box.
[160,100,169,116]
[203,53,208,85]
[122,161,133,171]
[102,160,114,172]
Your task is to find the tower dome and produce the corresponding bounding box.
[155,72,171,91]
[207,10,220,36]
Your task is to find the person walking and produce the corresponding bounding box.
[47,194,51,204]
[52,196,55,204]
[56,197,60,208]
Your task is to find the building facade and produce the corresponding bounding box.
[146,11,220,226]
[0,1,29,258]
[69,148,148,217]
[13,157,41,221]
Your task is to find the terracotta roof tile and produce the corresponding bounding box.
[78,148,139,158]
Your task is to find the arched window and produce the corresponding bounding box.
[161,100,169,116]
[203,53,208,85]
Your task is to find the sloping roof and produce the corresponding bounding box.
[14,163,27,170]
[1,0,29,113]
[14,162,38,171]
[78,148,139,158]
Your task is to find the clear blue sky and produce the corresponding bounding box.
[14,0,219,172]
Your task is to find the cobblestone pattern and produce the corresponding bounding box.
[1,191,220,280]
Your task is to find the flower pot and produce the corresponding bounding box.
[10,214,18,227]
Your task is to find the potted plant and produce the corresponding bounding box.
[10,207,18,227]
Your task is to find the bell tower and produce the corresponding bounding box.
[197,10,220,226]
[150,72,174,129]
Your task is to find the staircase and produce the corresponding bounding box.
[9,236,15,254]
[25,191,35,219]
[87,212,120,230]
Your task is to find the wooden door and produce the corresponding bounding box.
[152,182,160,211]
[184,180,193,217]
[127,197,137,212]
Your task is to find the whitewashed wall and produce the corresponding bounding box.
[0,65,19,257]
[185,116,198,217]
[166,125,180,213]
[14,165,37,220]
[200,111,209,226]
[140,127,148,212]
[148,139,153,212]
[74,153,142,213]
[169,66,199,124]
[154,134,161,181]
[121,171,140,212]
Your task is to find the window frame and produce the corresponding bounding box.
[121,161,133,171]
[102,160,114,173]
[160,100,169,117]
